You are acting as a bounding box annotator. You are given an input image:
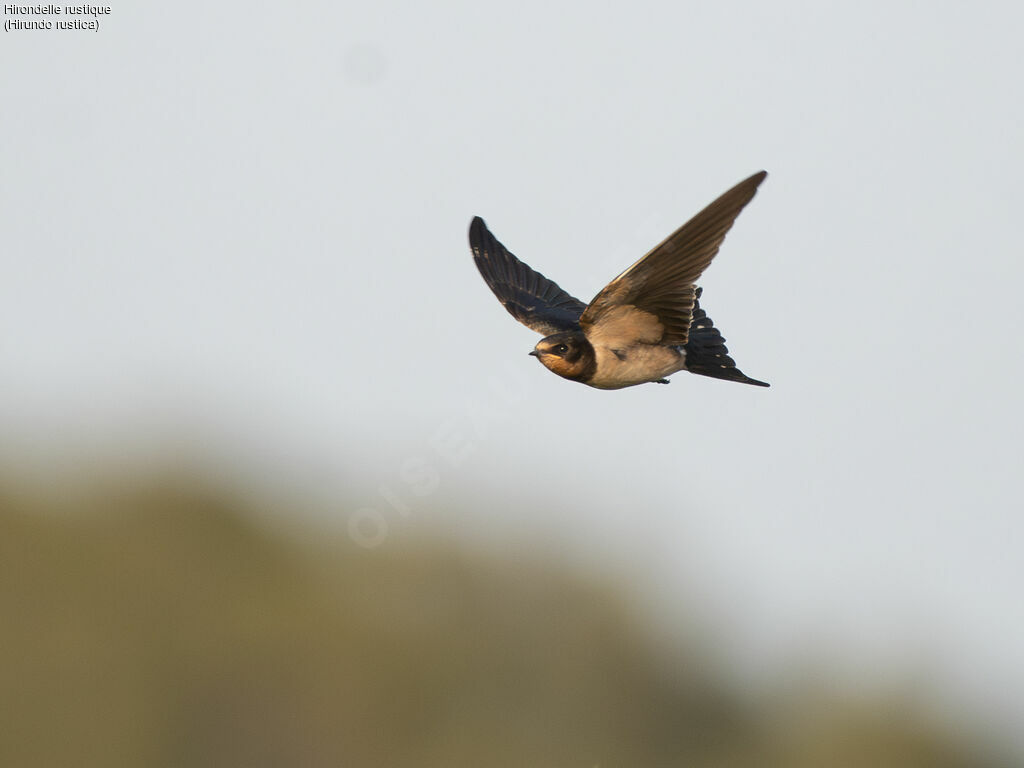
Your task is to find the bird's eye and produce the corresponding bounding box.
[555,344,568,355]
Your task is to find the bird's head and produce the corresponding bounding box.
[529,332,595,381]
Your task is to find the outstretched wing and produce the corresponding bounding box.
[469,216,587,336]
[580,171,767,348]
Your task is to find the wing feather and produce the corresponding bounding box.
[470,217,587,336]
[580,171,767,348]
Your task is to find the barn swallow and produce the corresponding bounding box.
[469,171,770,389]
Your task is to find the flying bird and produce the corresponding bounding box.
[469,171,770,389]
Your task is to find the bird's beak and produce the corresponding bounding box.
[528,350,539,357]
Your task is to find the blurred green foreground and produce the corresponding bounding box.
[0,477,1012,767]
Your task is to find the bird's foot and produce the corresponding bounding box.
[654,378,670,384]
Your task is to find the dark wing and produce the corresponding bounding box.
[469,216,587,336]
[580,171,767,349]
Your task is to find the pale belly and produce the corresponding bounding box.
[586,345,686,389]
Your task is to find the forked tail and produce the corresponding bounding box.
[683,288,769,387]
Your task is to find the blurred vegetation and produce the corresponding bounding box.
[0,475,1014,767]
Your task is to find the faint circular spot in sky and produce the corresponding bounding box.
[342,44,390,86]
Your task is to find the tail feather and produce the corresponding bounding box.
[683,288,769,387]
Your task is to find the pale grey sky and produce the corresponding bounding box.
[2,0,1023,744]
